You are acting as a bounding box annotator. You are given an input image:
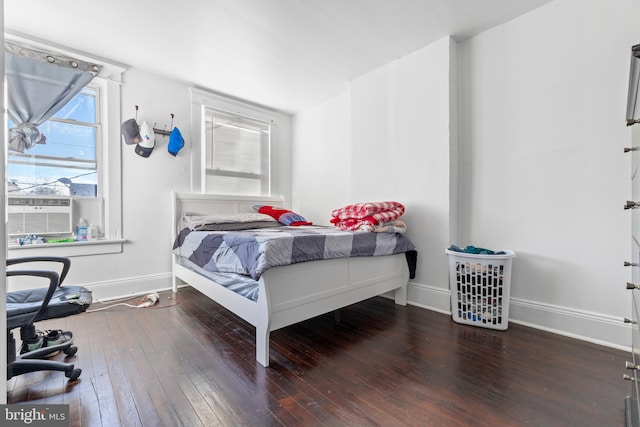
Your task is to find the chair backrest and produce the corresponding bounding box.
[7,256,70,283]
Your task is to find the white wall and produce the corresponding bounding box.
[117,69,193,284]
[293,36,457,311]
[292,92,352,225]
[459,0,639,347]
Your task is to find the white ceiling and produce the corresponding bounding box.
[5,0,553,114]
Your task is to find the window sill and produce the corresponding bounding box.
[7,238,127,257]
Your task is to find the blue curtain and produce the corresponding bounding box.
[5,41,101,152]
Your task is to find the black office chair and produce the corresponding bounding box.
[6,256,92,381]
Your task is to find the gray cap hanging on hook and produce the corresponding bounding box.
[121,118,141,145]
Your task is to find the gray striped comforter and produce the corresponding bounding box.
[173,225,416,280]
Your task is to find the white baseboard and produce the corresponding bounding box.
[407,282,451,314]
[84,272,173,303]
[508,297,631,352]
[84,276,633,352]
[406,282,632,352]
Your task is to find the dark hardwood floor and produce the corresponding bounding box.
[7,287,629,426]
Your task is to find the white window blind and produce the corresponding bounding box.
[204,107,271,195]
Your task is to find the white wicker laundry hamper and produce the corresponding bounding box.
[445,249,516,330]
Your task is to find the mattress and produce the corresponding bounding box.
[173,225,417,281]
[177,257,261,302]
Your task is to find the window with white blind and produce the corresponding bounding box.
[204,107,271,195]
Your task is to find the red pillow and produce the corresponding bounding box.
[255,206,312,226]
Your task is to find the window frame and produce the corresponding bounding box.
[5,33,126,254]
[190,88,278,195]
[203,107,272,195]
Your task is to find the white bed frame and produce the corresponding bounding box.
[171,191,408,367]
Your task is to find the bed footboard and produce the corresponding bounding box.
[255,253,409,366]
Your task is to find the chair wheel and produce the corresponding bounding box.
[64,346,78,356]
[66,368,82,381]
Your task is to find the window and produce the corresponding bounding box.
[5,34,126,252]
[7,86,100,197]
[204,108,271,195]
[191,88,279,196]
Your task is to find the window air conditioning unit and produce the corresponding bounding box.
[7,196,73,237]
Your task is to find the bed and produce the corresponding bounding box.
[171,191,416,367]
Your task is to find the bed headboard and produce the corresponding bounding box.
[171,191,286,237]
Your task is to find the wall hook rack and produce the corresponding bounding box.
[131,106,173,136]
[153,113,174,137]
